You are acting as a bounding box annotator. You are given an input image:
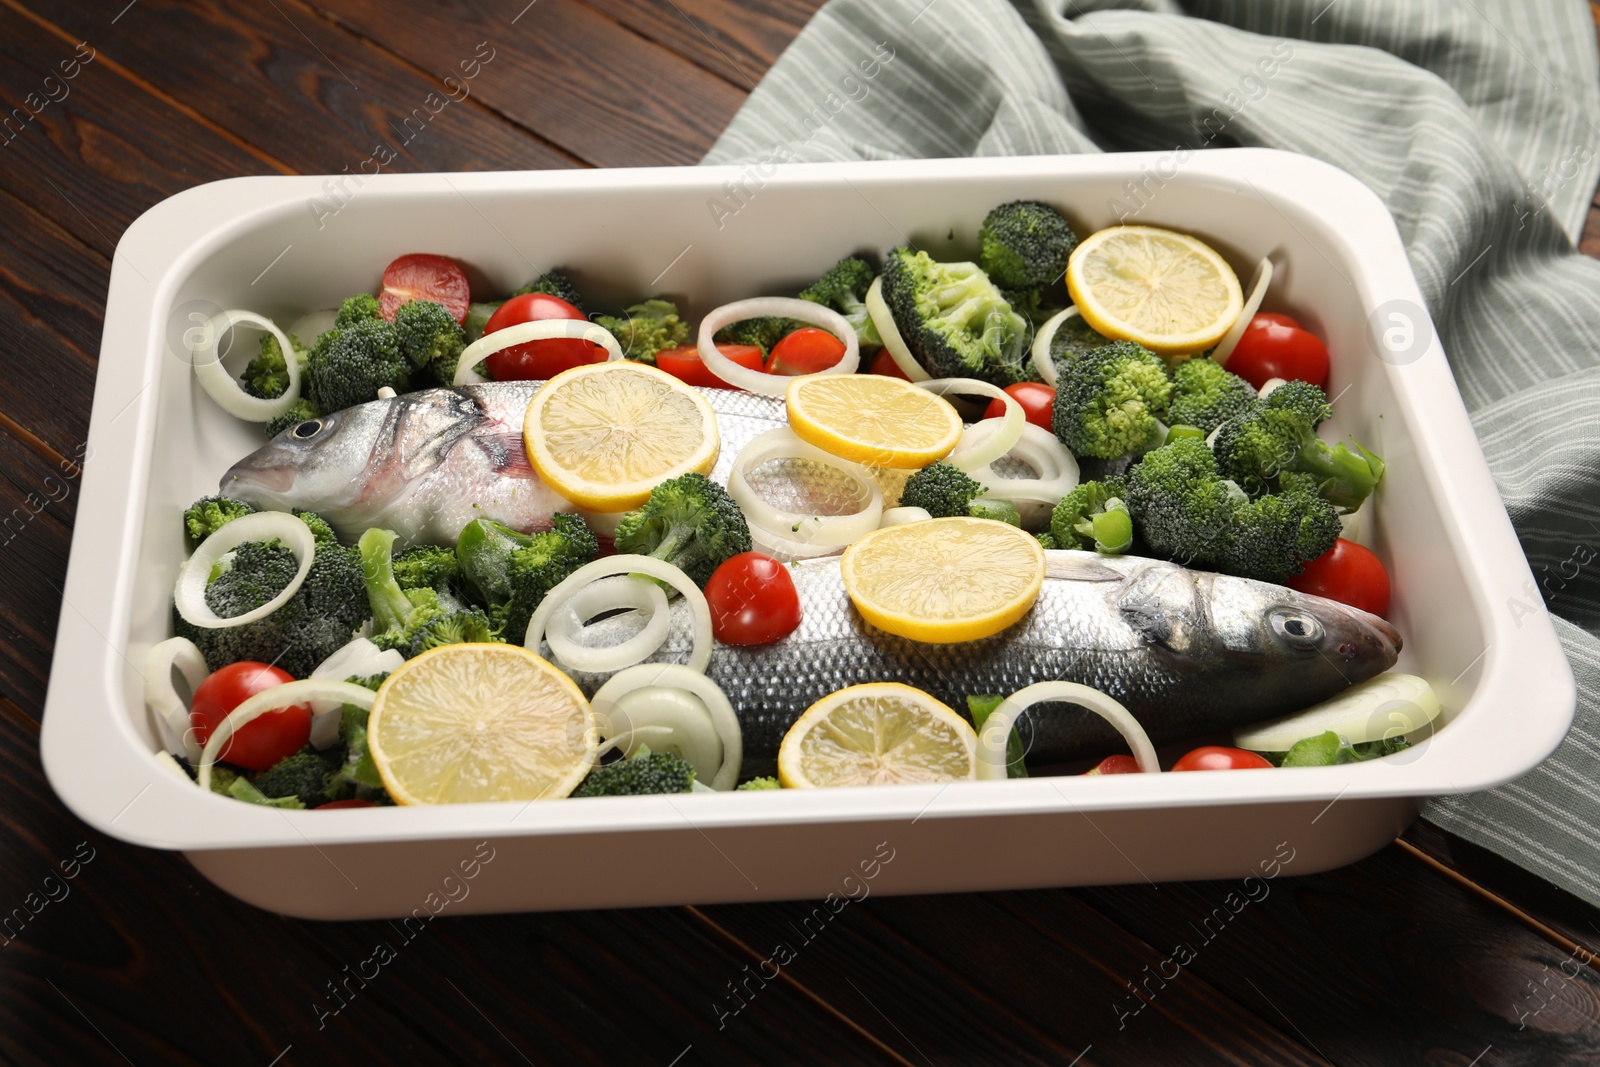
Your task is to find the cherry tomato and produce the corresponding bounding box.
[868,348,911,380]
[316,799,378,810]
[482,293,606,381]
[378,253,470,324]
[1084,754,1142,775]
[1171,746,1274,771]
[704,552,803,646]
[656,344,765,389]
[1287,537,1392,618]
[765,327,846,376]
[1225,312,1330,391]
[189,662,311,772]
[984,382,1055,433]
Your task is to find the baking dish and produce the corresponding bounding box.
[40,151,1575,918]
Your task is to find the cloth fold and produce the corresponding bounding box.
[704,0,1600,903]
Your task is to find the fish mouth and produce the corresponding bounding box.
[1373,615,1403,656]
[221,458,296,498]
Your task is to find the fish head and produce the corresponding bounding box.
[219,405,390,516]
[1200,571,1402,685]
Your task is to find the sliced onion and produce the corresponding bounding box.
[696,297,859,395]
[590,663,743,790]
[972,422,1080,504]
[175,512,316,629]
[526,555,712,675]
[289,309,338,349]
[1258,377,1287,398]
[309,638,403,747]
[144,636,209,762]
[153,750,194,782]
[1211,257,1273,367]
[454,319,624,385]
[976,681,1159,780]
[192,310,304,421]
[545,575,671,674]
[197,680,376,792]
[1030,307,1081,388]
[919,379,1023,472]
[881,506,931,527]
[864,276,930,382]
[728,427,883,554]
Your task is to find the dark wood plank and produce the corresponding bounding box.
[579,0,820,89]
[309,0,747,166]
[24,0,577,179]
[0,427,78,717]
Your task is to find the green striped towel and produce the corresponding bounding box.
[704,0,1600,903]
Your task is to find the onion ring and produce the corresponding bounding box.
[525,555,712,675]
[545,575,672,675]
[917,378,1024,472]
[144,637,209,762]
[591,663,743,790]
[696,297,859,395]
[175,512,316,629]
[976,682,1159,780]
[1029,307,1081,388]
[971,422,1081,504]
[192,310,304,422]
[880,506,932,527]
[454,319,624,385]
[1211,257,1273,367]
[198,679,376,792]
[727,427,884,553]
[864,276,930,382]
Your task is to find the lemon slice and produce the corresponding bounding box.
[524,361,720,511]
[367,644,598,805]
[777,682,977,788]
[785,373,963,469]
[1066,225,1243,356]
[839,516,1046,643]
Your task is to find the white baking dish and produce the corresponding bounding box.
[41,151,1574,919]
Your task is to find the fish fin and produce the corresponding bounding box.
[484,432,537,478]
[1044,551,1125,583]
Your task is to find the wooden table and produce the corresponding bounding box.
[3,1,1599,1062]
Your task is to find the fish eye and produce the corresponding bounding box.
[1269,609,1323,649]
[290,419,324,440]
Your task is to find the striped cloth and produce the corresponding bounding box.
[704,0,1600,902]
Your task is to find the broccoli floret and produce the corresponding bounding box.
[334,293,382,327]
[362,528,504,658]
[613,473,751,588]
[392,544,465,601]
[594,299,689,365]
[1035,530,1060,550]
[736,776,781,790]
[898,462,987,519]
[1049,477,1133,554]
[1050,315,1114,366]
[240,330,307,400]
[1211,380,1384,510]
[798,255,882,347]
[1224,471,1342,584]
[305,317,410,413]
[183,495,256,548]
[968,498,1022,527]
[174,517,370,678]
[253,749,347,808]
[1167,358,1260,434]
[455,514,598,644]
[265,397,324,440]
[346,673,389,692]
[337,702,386,794]
[294,509,339,546]
[227,777,304,808]
[979,200,1078,294]
[1053,341,1173,459]
[514,270,584,310]
[573,750,696,797]
[880,247,1031,386]
[392,299,466,385]
[714,316,801,356]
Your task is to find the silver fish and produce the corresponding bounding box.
[562,550,1402,775]
[220,383,790,545]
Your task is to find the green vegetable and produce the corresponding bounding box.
[334,293,382,327]
[1052,341,1173,459]
[306,315,410,413]
[736,776,781,791]
[978,200,1077,327]
[182,495,256,548]
[1225,471,1344,584]
[392,299,467,385]
[798,255,881,347]
[455,514,598,644]
[967,695,1027,778]
[338,701,386,792]
[264,397,324,440]
[463,301,500,343]
[253,749,347,808]
[1049,477,1132,554]
[613,473,752,588]
[514,270,584,310]
[573,749,696,797]
[1211,379,1385,510]
[1048,314,1113,366]
[1164,424,1206,444]
[896,462,999,521]
[239,329,307,401]
[880,246,1032,386]
[968,498,1022,527]
[595,299,689,365]
[1035,530,1060,550]
[714,315,802,357]
[362,528,504,658]
[227,777,304,808]
[1273,730,1411,767]
[1167,357,1259,434]
[174,513,369,678]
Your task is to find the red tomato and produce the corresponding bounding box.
[656,344,765,389]
[704,552,803,646]
[1171,746,1274,771]
[378,253,470,324]
[316,799,378,810]
[1287,538,1392,617]
[868,349,911,380]
[765,327,846,376]
[1225,312,1330,391]
[984,382,1055,432]
[1084,754,1142,775]
[189,662,311,772]
[482,293,606,381]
